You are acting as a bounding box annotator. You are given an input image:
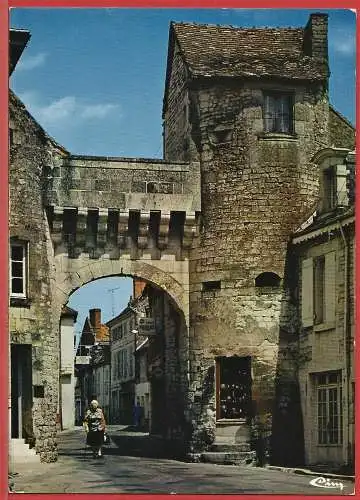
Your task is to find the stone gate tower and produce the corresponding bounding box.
[162,13,339,462]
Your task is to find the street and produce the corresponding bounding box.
[11,426,355,494]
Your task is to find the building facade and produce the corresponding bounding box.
[108,307,137,424]
[292,148,355,470]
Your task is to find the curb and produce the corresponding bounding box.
[266,465,355,482]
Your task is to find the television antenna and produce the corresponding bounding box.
[106,286,122,317]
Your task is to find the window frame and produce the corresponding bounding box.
[263,91,294,135]
[315,371,343,446]
[10,240,28,299]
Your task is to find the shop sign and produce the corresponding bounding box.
[75,355,90,365]
[138,317,157,336]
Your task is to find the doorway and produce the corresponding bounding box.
[11,344,33,439]
[216,356,252,420]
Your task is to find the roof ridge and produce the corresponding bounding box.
[172,21,303,31]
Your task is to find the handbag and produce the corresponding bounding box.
[103,432,110,445]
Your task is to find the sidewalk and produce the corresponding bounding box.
[266,465,355,482]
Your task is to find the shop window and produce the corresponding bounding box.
[216,356,252,420]
[315,371,342,445]
[263,92,294,134]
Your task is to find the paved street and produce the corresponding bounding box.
[11,426,355,494]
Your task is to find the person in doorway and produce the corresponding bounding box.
[83,400,106,458]
[133,398,142,428]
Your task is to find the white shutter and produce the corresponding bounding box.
[336,164,348,207]
[302,257,314,327]
[324,251,336,324]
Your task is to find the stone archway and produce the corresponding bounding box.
[54,254,190,324]
[53,253,191,452]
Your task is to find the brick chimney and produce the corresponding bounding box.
[89,308,101,337]
[303,13,328,60]
[133,278,147,299]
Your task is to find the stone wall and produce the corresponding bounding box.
[48,155,200,212]
[9,91,67,462]
[163,42,199,163]
[329,107,355,150]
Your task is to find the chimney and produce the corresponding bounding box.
[89,308,101,337]
[133,278,147,299]
[303,13,328,60]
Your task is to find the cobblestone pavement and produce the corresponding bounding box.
[10,426,355,495]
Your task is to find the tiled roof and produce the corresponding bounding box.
[172,22,328,81]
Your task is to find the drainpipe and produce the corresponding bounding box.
[338,222,350,465]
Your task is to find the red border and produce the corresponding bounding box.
[2,2,358,500]
[1,2,9,499]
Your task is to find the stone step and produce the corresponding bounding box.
[10,439,39,461]
[210,442,251,452]
[201,450,256,466]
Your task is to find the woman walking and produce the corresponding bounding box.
[83,400,106,458]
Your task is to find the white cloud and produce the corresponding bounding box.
[16,52,47,71]
[18,91,120,128]
[80,103,119,119]
[332,36,356,56]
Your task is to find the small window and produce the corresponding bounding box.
[255,272,281,288]
[202,281,221,292]
[10,241,27,298]
[147,182,157,193]
[264,93,294,134]
[34,385,45,398]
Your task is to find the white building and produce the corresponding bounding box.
[135,338,150,430]
[59,306,78,430]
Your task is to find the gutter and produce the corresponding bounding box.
[338,221,350,465]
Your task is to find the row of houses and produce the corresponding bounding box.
[74,278,175,434]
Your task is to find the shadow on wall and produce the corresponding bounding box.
[270,248,305,467]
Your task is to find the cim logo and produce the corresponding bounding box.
[309,476,344,491]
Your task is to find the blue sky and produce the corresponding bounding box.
[9,8,356,339]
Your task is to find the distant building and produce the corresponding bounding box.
[107,306,137,424]
[74,309,109,422]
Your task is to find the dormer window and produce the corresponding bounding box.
[263,92,294,134]
[320,163,348,214]
[323,167,336,211]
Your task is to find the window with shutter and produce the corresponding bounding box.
[324,251,336,324]
[263,92,294,134]
[301,257,314,327]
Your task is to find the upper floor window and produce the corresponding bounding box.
[301,251,336,328]
[10,241,27,298]
[264,92,294,134]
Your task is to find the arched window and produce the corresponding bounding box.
[255,272,281,288]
